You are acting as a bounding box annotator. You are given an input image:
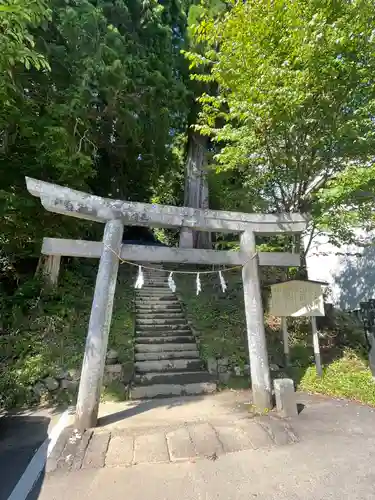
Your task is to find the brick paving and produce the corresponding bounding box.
[47,415,298,474]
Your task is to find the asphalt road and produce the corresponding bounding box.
[0,408,63,500]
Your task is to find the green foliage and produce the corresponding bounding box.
[188,0,375,240]
[0,0,191,282]
[176,270,248,365]
[110,265,136,364]
[0,264,134,409]
[101,380,127,402]
[0,0,50,76]
[299,350,375,407]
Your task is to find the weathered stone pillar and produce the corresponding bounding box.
[274,378,298,418]
[240,231,272,412]
[311,316,322,377]
[75,219,124,430]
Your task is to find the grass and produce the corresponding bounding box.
[219,375,250,391]
[298,350,375,406]
[176,270,248,369]
[101,380,128,402]
[108,265,135,365]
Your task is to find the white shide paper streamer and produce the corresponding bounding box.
[196,272,201,295]
[168,272,176,292]
[134,265,144,289]
[219,271,227,293]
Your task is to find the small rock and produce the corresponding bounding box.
[105,364,123,374]
[43,377,59,391]
[60,379,79,391]
[218,364,228,373]
[104,364,123,384]
[33,382,47,397]
[122,362,133,384]
[217,357,229,368]
[55,368,69,380]
[233,366,242,377]
[106,349,119,365]
[218,371,231,384]
[68,368,81,381]
[206,358,218,374]
[270,363,280,372]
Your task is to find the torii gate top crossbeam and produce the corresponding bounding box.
[26,177,308,234]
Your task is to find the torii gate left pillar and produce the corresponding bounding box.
[75,219,123,429]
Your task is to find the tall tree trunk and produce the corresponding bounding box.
[179,131,212,249]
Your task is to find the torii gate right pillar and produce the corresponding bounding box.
[241,231,272,412]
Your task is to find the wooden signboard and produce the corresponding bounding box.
[269,280,325,317]
[269,280,327,376]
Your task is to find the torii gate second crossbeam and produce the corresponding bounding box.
[26,177,309,430]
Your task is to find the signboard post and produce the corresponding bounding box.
[281,317,290,366]
[270,280,326,376]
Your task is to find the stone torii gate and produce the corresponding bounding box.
[26,177,308,430]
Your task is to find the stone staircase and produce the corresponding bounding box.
[131,265,216,399]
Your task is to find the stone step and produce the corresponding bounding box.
[136,307,182,314]
[141,281,167,293]
[135,297,179,303]
[136,302,181,308]
[136,331,192,339]
[136,311,183,316]
[130,382,217,399]
[137,318,186,324]
[141,281,167,284]
[135,359,202,373]
[135,350,199,361]
[142,270,167,274]
[141,281,168,284]
[136,336,196,345]
[134,371,214,386]
[136,318,187,326]
[136,330,193,338]
[142,279,168,283]
[143,269,169,278]
[136,312,185,319]
[135,301,180,307]
[135,298,178,303]
[136,286,173,291]
[142,277,168,282]
[135,343,199,353]
[136,292,176,298]
[137,323,190,332]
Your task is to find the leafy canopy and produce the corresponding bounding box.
[0,0,190,279]
[187,0,375,240]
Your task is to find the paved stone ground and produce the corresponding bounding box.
[29,391,375,499]
[47,414,298,473]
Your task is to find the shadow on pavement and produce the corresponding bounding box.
[98,395,207,427]
[297,403,306,414]
[0,414,50,499]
